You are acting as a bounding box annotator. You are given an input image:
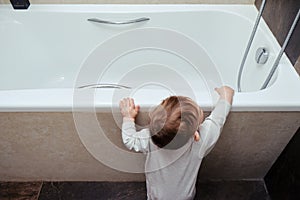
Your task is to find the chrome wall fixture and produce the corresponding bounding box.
[255,47,269,64]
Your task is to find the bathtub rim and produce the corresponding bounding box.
[0,84,299,112]
[0,4,258,12]
[1,61,298,112]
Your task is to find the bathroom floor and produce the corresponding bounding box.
[0,180,270,200]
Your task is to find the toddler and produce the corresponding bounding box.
[119,86,234,200]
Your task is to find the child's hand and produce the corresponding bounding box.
[215,86,234,105]
[119,98,140,121]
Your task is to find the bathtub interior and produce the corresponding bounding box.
[0,5,288,93]
[0,4,300,113]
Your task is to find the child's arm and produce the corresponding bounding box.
[208,86,234,126]
[199,86,234,156]
[119,98,150,152]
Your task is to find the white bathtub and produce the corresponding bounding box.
[0,4,299,112]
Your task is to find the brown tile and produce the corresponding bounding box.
[255,0,300,64]
[0,112,300,181]
[0,112,146,181]
[195,180,269,200]
[199,112,300,179]
[38,182,146,200]
[294,55,300,76]
[0,182,42,200]
[37,181,268,200]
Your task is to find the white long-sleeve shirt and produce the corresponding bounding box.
[121,99,231,200]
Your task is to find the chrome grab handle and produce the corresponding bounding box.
[87,17,150,25]
[78,83,131,89]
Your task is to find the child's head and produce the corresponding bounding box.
[149,96,203,149]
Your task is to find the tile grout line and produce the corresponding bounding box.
[262,179,270,198]
[35,181,44,200]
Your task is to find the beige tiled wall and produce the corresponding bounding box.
[0,111,299,181]
[0,0,255,4]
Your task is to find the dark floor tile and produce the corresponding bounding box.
[194,180,270,200]
[0,182,42,200]
[0,180,270,200]
[38,180,269,200]
[38,182,146,200]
